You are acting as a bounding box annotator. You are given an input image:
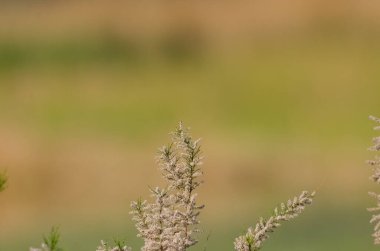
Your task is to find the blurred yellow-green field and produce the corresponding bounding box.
[0,1,380,250]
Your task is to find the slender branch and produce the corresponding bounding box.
[234,191,315,251]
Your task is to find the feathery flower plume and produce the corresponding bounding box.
[130,122,204,251]
[367,115,380,244]
[234,190,315,251]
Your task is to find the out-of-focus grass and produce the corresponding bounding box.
[0,37,141,72]
[0,35,378,144]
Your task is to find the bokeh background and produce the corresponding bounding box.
[0,1,379,250]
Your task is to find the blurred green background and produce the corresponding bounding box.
[0,1,379,250]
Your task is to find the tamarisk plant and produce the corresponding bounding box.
[367,115,380,244]
[26,122,315,251]
[130,122,204,251]
[30,227,63,251]
[234,191,315,251]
